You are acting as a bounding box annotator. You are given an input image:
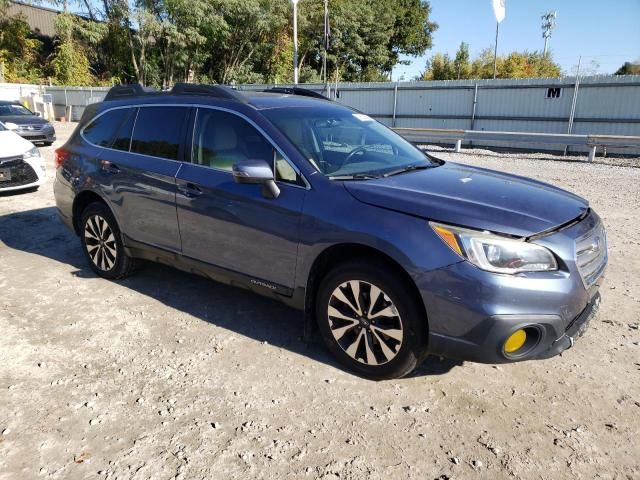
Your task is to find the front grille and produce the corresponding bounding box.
[0,158,38,187]
[21,134,46,141]
[0,155,23,168]
[18,124,44,131]
[575,220,607,288]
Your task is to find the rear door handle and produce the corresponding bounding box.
[178,183,203,198]
[100,160,120,174]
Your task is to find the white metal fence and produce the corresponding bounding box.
[2,76,639,155]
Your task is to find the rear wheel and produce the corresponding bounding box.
[316,260,426,380]
[80,202,138,279]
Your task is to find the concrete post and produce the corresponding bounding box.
[455,139,462,153]
[588,145,597,163]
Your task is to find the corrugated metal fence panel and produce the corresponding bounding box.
[45,86,109,121]
[396,86,474,118]
[3,76,638,153]
[0,83,42,101]
[476,80,574,120]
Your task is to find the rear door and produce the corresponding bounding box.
[84,105,189,252]
[175,107,307,291]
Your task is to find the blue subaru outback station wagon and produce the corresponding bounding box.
[54,84,607,379]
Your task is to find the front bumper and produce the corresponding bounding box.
[0,156,46,192]
[16,127,56,144]
[425,290,601,363]
[417,210,607,364]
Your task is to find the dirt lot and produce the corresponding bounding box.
[1,122,639,480]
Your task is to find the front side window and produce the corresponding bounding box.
[130,106,188,160]
[192,108,304,186]
[263,106,440,179]
[83,108,134,148]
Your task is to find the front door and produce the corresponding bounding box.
[175,107,307,290]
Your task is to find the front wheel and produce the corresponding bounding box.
[80,202,138,279]
[316,260,426,380]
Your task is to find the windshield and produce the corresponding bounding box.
[263,106,439,178]
[0,104,33,116]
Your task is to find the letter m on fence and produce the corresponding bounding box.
[546,87,562,99]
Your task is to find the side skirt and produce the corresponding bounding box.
[122,234,306,311]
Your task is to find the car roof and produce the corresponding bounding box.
[93,90,349,116]
[0,100,20,106]
[243,92,335,110]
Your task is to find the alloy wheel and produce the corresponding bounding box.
[84,214,117,271]
[327,280,404,366]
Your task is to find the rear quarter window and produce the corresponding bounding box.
[83,108,134,147]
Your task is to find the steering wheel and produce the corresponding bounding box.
[341,146,368,167]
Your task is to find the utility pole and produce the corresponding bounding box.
[323,0,328,86]
[493,22,499,79]
[541,11,557,56]
[292,0,299,85]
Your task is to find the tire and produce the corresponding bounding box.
[80,202,138,279]
[315,260,426,380]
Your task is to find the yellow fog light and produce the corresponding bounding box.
[504,329,527,353]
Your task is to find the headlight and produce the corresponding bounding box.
[4,122,18,130]
[23,146,41,159]
[430,222,558,274]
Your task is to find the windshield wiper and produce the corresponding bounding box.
[383,164,435,178]
[328,173,381,181]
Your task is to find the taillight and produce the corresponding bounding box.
[54,147,69,168]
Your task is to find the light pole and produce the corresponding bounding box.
[491,0,506,80]
[292,0,299,85]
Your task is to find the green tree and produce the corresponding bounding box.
[0,1,44,83]
[452,41,470,79]
[31,0,437,86]
[50,12,95,85]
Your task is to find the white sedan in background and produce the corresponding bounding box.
[0,121,46,192]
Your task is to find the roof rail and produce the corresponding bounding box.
[104,84,158,101]
[104,83,249,103]
[170,83,249,103]
[265,87,331,101]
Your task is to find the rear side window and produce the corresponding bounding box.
[83,108,133,147]
[130,107,188,160]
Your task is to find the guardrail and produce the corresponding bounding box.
[393,128,640,161]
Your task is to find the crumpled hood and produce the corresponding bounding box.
[344,162,588,237]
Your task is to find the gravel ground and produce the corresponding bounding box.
[1,122,639,480]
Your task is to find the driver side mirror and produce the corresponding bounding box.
[232,159,280,199]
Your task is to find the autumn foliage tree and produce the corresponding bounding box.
[421,43,562,80]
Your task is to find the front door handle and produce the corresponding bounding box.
[178,183,203,198]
